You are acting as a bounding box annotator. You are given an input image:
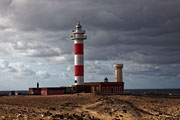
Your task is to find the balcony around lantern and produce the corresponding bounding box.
[71,35,87,40]
[72,30,85,34]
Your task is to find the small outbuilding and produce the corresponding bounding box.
[85,82,124,95]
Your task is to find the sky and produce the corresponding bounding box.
[0,0,180,90]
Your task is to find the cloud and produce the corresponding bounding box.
[0,60,54,78]
[0,60,35,75]
[85,61,113,75]
[36,70,50,78]
[0,0,180,89]
[0,0,179,64]
[0,0,12,14]
[177,74,180,78]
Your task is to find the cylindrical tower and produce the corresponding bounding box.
[114,64,123,82]
[71,22,87,85]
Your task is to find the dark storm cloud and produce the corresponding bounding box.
[0,0,12,13]
[0,0,179,65]
[8,0,179,31]
[0,0,180,89]
[0,0,180,66]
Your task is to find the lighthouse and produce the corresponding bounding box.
[29,23,124,95]
[71,22,87,85]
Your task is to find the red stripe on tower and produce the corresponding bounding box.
[74,44,83,54]
[71,22,87,85]
[75,65,84,76]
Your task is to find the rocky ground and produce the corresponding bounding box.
[0,93,180,120]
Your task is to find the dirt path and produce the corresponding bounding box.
[75,101,114,120]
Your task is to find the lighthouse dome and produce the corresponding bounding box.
[76,22,82,29]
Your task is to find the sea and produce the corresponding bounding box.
[0,89,180,96]
[0,90,29,96]
[124,89,180,95]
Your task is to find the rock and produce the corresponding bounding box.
[80,112,86,117]
[1,116,5,119]
[49,107,56,111]
[86,114,92,120]
[32,113,36,117]
[123,109,127,113]
[67,115,73,120]
[95,118,101,120]
[44,111,53,117]
[73,115,83,120]
[72,113,78,117]
[98,98,103,101]
[17,114,28,120]
[64,113,70,118]
[52,114,64,119]
[159,112,163,115]
[61,102,74,107]
[113,118,120,120]
[17,114,22,118]
[109,112,113,116]
[40,114,44,117]
[164,117,174,120]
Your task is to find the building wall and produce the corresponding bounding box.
[101,85,123,95]
[47,89,64,95]
[29,88,41,95]
[100,83,124,95]
[72,85,91,93]
[29,82,124,95]
[29,88,33,94]
[90,85,99,93]
[41,89,47,96]
[41,88,65,96]
[85,82,124,95]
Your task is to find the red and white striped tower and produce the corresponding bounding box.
[71,22,87,85]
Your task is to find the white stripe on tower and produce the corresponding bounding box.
[75,55,84,65]
[71,22,87,85]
